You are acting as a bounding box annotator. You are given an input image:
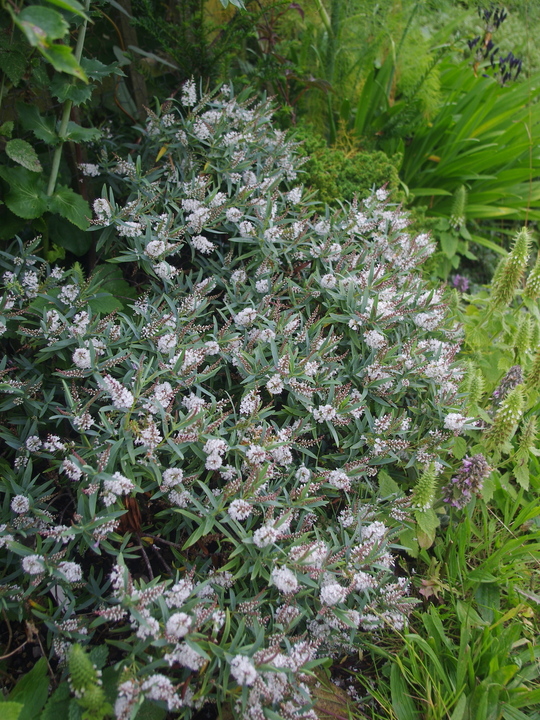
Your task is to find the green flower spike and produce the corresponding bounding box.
[514,313,531,356]
[69,644,99,691]
[518,416,537,456]
[411,463,437,510]
[450,185,468,228]
[485,384,524,449]
[531,319,540,348]
[463,362,485,408]
[524,251,540,300]
[491,227,531,310]
[525,350,540,390]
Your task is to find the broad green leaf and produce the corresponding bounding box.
[17,104,59,145]
[50,75,94,105]
[134,700,167,719]
[399,527,418,557]
[452,436,467,460]
[378,469,404,498]
[513,462,529,490]
[17,6,69,46]
[440,231,458,258]
[40,44,88,81]
[8,657,49,720]
[450,694,467,720]
[0,166,47,219]
[43,0,89,19]
[41,683,70,720]
[456,599,487,627]
[46,214,92,255]
[414,508,439,536]
[5,139,43,172]
[48,185,90,229]
[64,121,101,143]
[0,47,27,86]
[0,703,23,720]
[0,120,14,137]
[89,265,136,312]
[88,644,109,669]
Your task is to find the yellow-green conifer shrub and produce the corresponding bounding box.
[485,384,525,450]
[490,227,531,310]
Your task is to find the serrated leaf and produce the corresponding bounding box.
[64,121,101,143]
[415,508,439,536]
[17,104,58,145]
[40,44,88,81]
[0,703,23,720]
[88,644,109,669]
[46,214,92,255]
[68,700,82,720]
[513,462,530,490]
[378,469,404,498]
[16,6,69,46]
[50,76,94,105]
[48,186,90,229]
[399,527,419,557]
[8,657,49,719]
[41,683,70,720]
[0,166,47,219]
[0,120,14,137]
[5,139,43,172]
[452,436,468,460]
[89,265,136,312]
[0,47,27,86]
[440,231,458,258]
[81,56,122,79]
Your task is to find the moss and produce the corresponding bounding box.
[292,124,403,208]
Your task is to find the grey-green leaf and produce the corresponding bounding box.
[5,139,43,172]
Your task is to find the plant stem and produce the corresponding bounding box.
[313,0,331,35]
[46,0,91,197]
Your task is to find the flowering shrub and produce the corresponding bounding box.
[0,83,468,718]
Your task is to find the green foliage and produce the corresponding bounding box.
[4,0,89,80]
[6,657,49,720]
[402,59,540,224]
[0,0,119,256]
[0,87,468,718]
[293,123,402,207]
